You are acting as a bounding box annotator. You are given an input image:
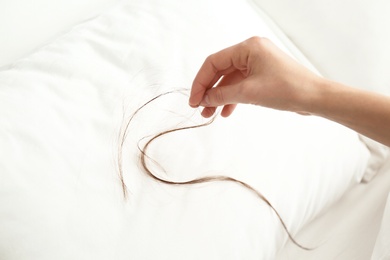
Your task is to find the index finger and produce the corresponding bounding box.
[189,42,246,108]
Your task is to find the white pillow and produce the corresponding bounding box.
[0,0,372,259]
[359,135,390,182]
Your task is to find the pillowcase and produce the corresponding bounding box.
[359,135,390,182]
[0,0,373,259]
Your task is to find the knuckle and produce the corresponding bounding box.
[247,36,263,44]
[204,54,219,74]
[204,54,213,66]
[205,54,213,63]
[244,36,270,50]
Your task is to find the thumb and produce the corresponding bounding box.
[200,84,240,107]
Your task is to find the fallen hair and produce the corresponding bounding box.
[118,89,311,250]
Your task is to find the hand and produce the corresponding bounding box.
[188,36,322,118]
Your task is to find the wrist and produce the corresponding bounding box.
[294,75,328,116]
[308,77,361,121]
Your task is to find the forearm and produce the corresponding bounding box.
[309,79,390,147]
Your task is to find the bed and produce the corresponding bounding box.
[1,0,389,259]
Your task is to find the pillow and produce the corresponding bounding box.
[359,135,390,182]
[0,0,372,259]
[0,0,121,68]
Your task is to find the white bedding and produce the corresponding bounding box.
[277,159,390,260]
[0,0,385,259]
[253,1,390,258]
[253,0,390,96]
[372,189,390,259]
[0,0,121,68]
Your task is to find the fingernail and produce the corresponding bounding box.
[201,94,210,106]
[189,102,198,108]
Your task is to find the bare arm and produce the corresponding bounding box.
[189,37,390,146]
[311,80,390,146]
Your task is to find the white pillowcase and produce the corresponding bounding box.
[0,0,373,259]
[359,135,390,182]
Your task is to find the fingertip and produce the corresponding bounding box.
[220,111,231,118]
[221,104,237,117]
[188,89,204,108]
[188,96,197,108]
[188,101,199,108]
[201,107,216,118]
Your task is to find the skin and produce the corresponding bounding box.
[189,36,390,147]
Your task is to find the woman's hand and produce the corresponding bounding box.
[189,36,390,147]
[189,36,322,118]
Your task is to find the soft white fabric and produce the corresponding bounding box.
[359,135,390,182]
[0,0,121,68]
[250,1,390,257]
[371,192,390,260]
[252,0,390,95]
[276,159,390,260]
[0,0,371,259]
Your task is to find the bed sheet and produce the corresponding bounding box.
[0,0,381,259]
[252,0,390,96]
[372,187,390,260]
[277,159,390,259]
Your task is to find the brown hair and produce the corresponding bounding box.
[118,89,311,250]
